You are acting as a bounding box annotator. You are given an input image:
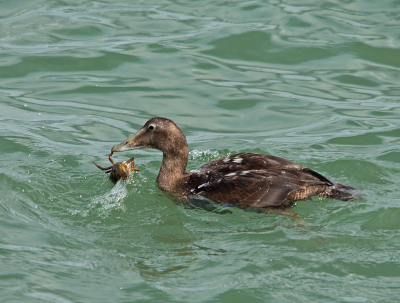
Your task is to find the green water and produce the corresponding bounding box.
[1,0,400,302]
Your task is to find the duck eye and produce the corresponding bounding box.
[148,125,154,130]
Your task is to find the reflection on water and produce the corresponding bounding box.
[1,0,400,302]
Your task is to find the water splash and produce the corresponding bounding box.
[84,181,129,217]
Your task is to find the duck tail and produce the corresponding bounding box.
[323,182,364,201]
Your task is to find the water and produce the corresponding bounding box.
[1,0,400,302]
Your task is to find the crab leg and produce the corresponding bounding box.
[93,161,113,171]
[108,152,115,165]
[124,156,140,172]
[125,156,135,164]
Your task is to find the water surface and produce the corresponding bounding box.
[1,0,400,302]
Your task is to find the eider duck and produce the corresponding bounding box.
[111,117,360,208]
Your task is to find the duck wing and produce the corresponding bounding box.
[192,169,330,207]
[202,153,318,172]
[189,153,334,207]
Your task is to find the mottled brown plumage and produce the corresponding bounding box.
[111,117,361,208]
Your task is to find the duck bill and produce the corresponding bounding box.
[111,129,145,152]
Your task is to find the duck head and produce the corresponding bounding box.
[111,117,188,157]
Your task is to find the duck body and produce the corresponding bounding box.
[112,117,360,208]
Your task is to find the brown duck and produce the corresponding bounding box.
[111,117,360,208]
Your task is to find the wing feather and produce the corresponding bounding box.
[184,153,335,207]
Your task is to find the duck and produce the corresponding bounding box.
[111,117,361,209]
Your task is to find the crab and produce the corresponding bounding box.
[93,152,139,184]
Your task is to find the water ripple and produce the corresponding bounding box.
[1,0,400,302]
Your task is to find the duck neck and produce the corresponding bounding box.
[157,147,189,193]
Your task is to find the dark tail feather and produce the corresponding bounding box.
[323,182,364,201]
